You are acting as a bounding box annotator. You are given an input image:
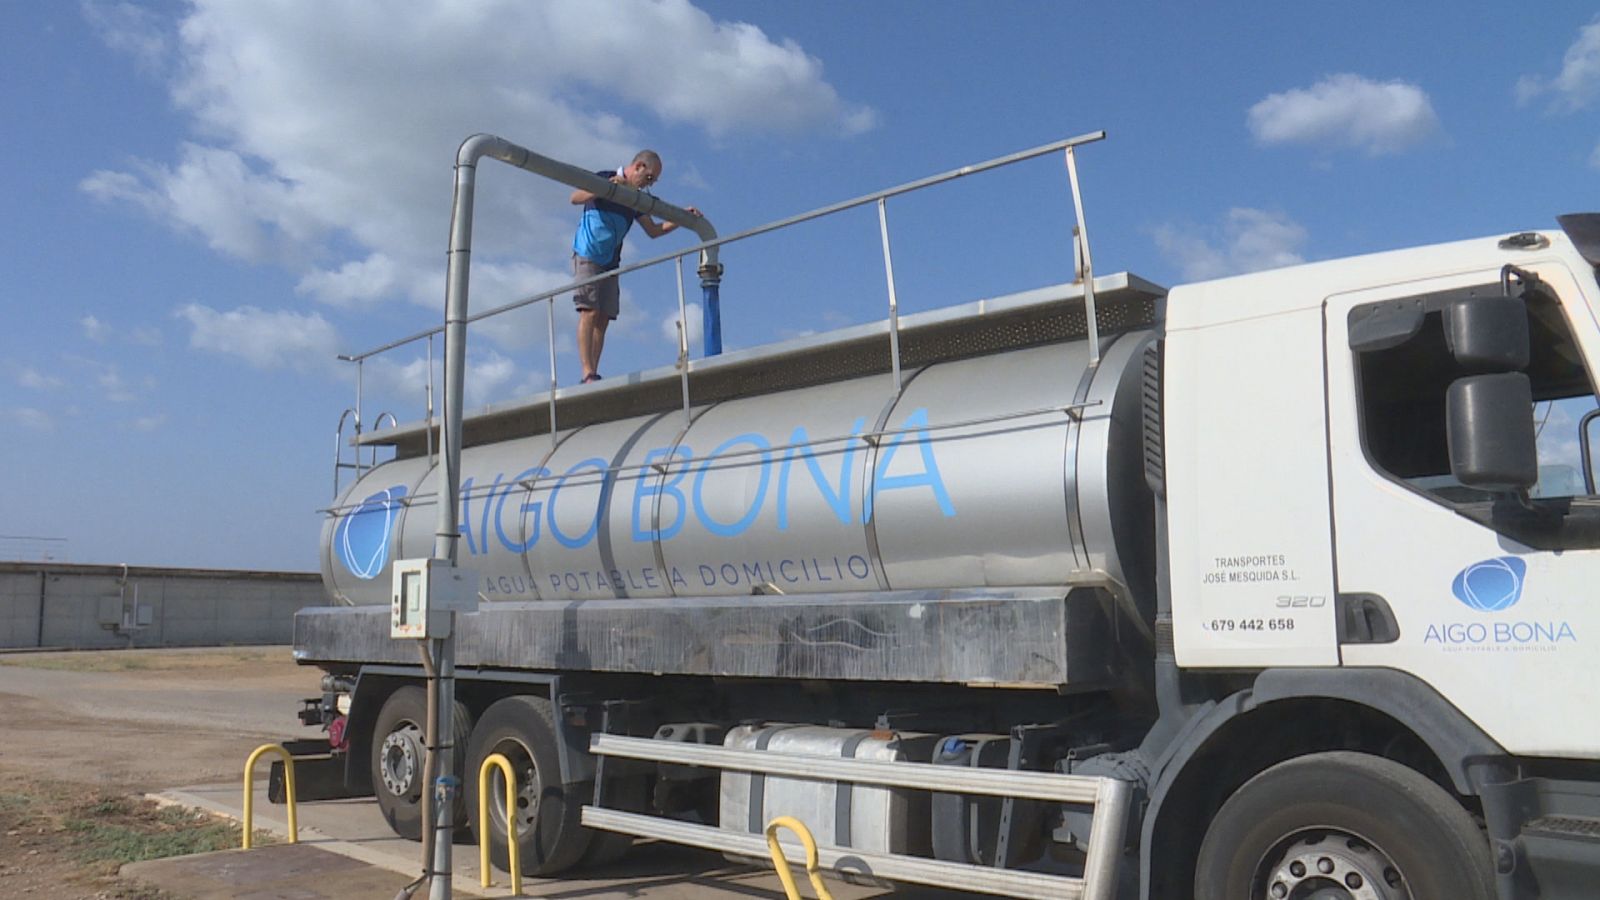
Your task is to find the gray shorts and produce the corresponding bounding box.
[572,255,620,320]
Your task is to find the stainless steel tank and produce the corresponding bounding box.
[322,330,1155,608]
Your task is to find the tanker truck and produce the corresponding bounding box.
[291,134,1600,900]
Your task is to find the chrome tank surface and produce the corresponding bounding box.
[322,331,1155,606]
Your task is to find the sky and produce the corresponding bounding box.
[3,2,1600,570]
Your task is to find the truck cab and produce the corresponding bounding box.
[1153,219,1600,898]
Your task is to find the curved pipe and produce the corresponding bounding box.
[442,134,720,560]
[457,133,719,270]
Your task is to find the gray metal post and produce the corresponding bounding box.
[1063,146,1101,368]
[546,297,558,450]
[876,198,903,395]
[675,256,691,425]
[424,133,721,897]
[423,135,487,900]
[426,335,436,464]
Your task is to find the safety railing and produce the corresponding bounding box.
[477,752,523,895]
[585,732,1134,900]
[333,408,399,500]
[330,131,1107,478]
[766,816,836,900]
[242,743,298,850]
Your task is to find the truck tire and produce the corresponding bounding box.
[370,686,472,840]
[465,695,592,875]
[1194,751,1493,900]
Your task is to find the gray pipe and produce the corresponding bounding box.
[428,133,721,900]
[460,133,719,270]
[436,133,719,560]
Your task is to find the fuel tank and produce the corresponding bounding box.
[322,326,1156,609]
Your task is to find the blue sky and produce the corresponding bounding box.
[3,1,1599,570]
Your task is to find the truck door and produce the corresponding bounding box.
[1323,260,1600,757]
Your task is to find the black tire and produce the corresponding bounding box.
[464,695,593,876]
[370,685,473,841]
[1195,751,1494,900]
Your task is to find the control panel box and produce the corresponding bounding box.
[390,558,479,639]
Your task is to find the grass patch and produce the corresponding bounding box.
[0,790,34,813]
[61,794,263,865]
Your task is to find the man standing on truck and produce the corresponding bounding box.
[570,149,701,384]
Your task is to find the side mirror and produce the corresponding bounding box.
[1447,373,1537,492]
[1444,296,1529,372]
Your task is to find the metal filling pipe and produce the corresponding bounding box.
[457,133,723,357]
[426,133,720,900]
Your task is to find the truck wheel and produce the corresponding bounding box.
[370,686,472,840]
[1194,751,1493,900]
[465,695,592,875]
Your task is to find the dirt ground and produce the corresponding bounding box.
[0,647,321,898]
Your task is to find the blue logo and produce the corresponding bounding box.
[1451,557,1527,612]
[335,485,407,579]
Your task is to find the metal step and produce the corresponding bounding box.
[582,806,1089,900]
[586,733,1132,900]
[1524,815,1600,842]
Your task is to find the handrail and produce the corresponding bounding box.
[242,743,298,849]
[765,816,836,900]
[477,752,523,895]
[368,411,398,468]
[333,408,361,500]
[339,130,1106,364]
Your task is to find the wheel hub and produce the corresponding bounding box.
[487,743,542,834]
[380,724,423,798]
[1265,832,1408,900]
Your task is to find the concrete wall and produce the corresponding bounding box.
[0,562,327,650]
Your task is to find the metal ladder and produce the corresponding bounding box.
[332,409,398,500]
[582,733,1132,900]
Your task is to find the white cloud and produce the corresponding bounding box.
[1518,18,1600,111]
[1153,208,1308,281]
[96,364,138,403]
[83,143,323,264]
[18,367,63,390]
[661,301,704,349]
[532,3,877,139]
[80,314,111,343]
[130,414,168,432]
[1248,74,1440,155]
[82,0,873,314]
[81,1,170,75]
[16,407,55,431]
[295,253,400,309]
[363,347,526,412]
[129,325,163,346]
[176,303,340,372]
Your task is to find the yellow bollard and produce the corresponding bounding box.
[478,752,523,895]
[242,744,298,849]
[765,815,836,900]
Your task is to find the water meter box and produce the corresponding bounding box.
[718,724,936,856]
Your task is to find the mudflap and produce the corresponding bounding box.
[269,739,363,803]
